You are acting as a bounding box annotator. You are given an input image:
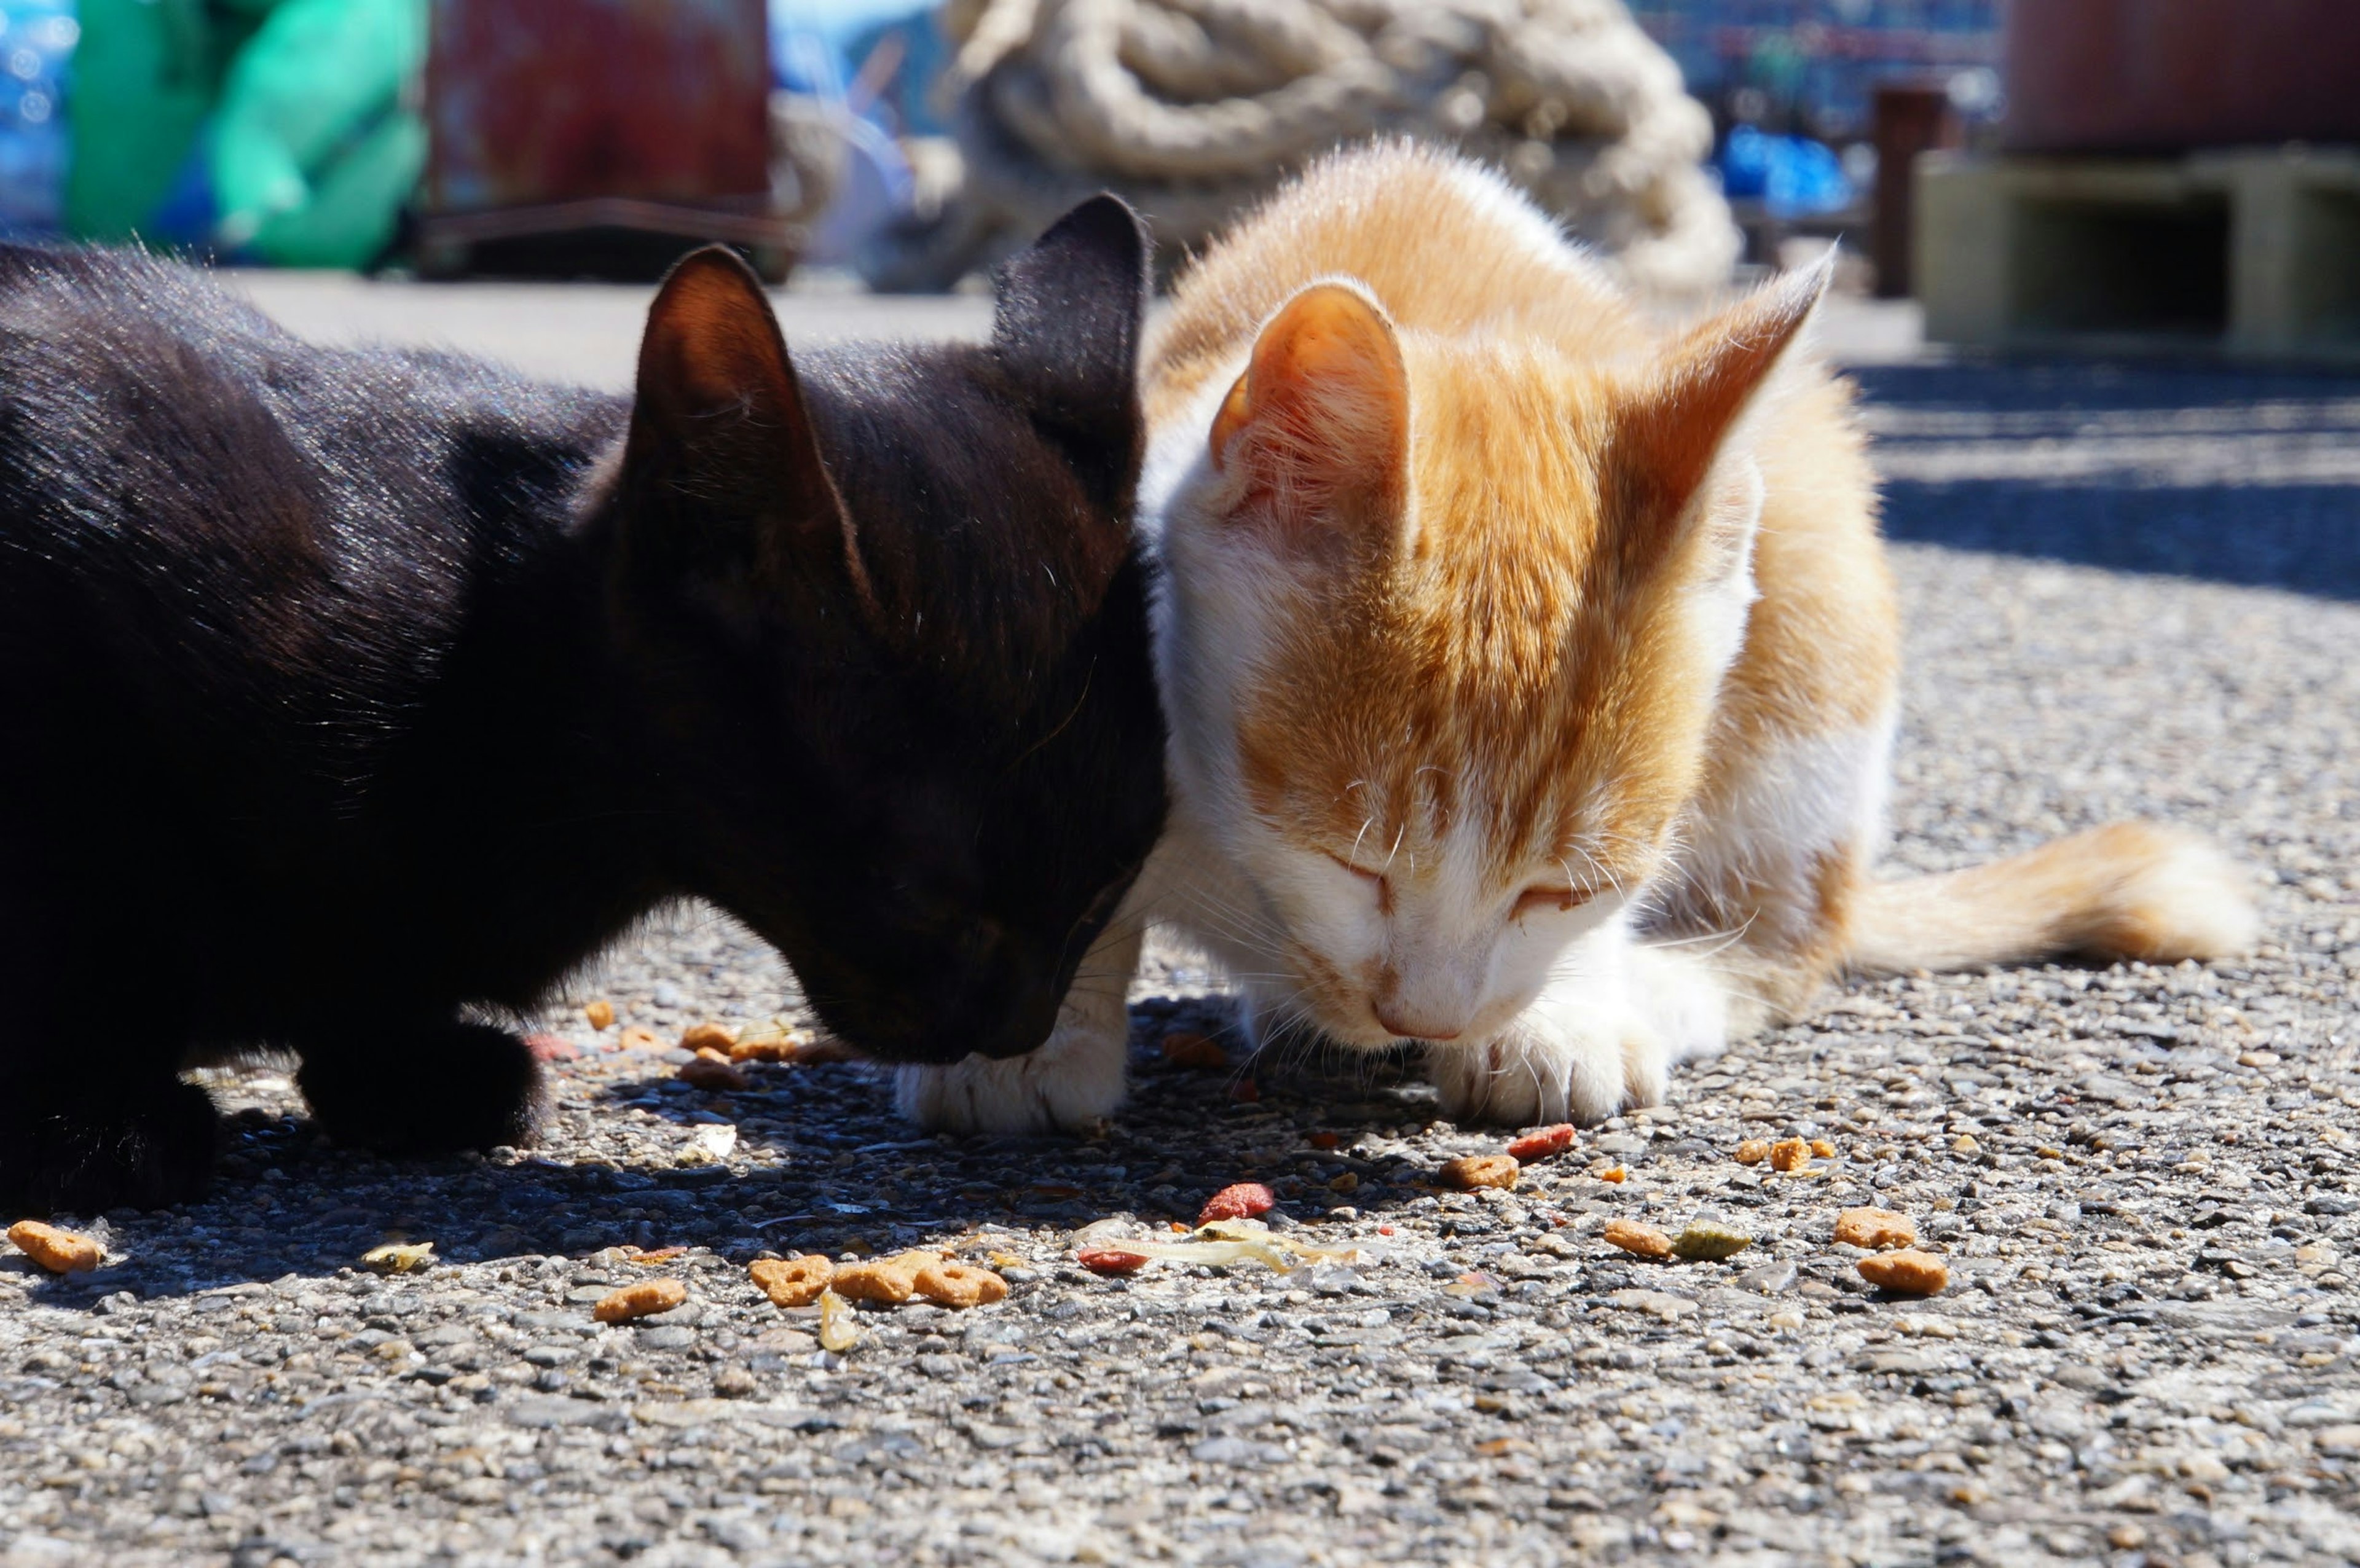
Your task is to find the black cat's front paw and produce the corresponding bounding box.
[296,1021,548,1154]
[0,1075,218,1216]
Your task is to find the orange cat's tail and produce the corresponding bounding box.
[1844,823,2260,977]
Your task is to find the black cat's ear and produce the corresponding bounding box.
[626,246,854,584]
[989,195,1150,505]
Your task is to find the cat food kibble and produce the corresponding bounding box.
[1768,1138,1812,1172]
[1198,1183,1277,1224]
[1809,1139,1837,1158]
[1159,1030,1229,1069]
[817,1289,859,1352]
[593,1278,686,1323]
[677,1051,749,1092]
[1602,1218,1674,1260]
[1835,1207,1917,1250]
[680,1021,736,1054]
[1077,1246,1153,1275]
[583,999,615,1030]
[1670,1221,1752,1261]
[914,1260,1009,1308]
[618,1025,663,1051]
[7,1220,101,1274]
[1734,1140,1771,1165]
[359,1241,436,1275]
[1506,1124,1577,1161]
[832,1252,932,1304]
[749,1255,835,1309]
[1442,1154,1520,1190]
[1857,1249,1949,1295]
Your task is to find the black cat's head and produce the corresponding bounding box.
[605,198,1165,1064]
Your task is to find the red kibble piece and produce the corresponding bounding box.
[1197,1183,1277,1225]
[1506,1124,1576,1161]
[1076,1247,1152,1276]
[523,1032,578,1062]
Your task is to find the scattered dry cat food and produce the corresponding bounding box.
[1076,1246,1153,1276]
[1442,1154,1520,1190]
[1809,1139,1837,1159]
[1857,1249,1949,1295]
[359,1241,436,1275]
[583,999,615,1030]
[680,1021,737,1054]
[677,1051,749,1092]
[1734,1139,1771,1165]
[1602,1218,1674,1260]
[1506,1124,1577,1161]
[832,1251,933,1304]
[1834,1207,1917,1250]
[1596,1166,1627,1183]
[913,1260,1008,1308]
[618,1025,664,1051]
[817,1288,859,1352]
[593,1278,687,1323]
[1768,1139,1812,1172]
[749,1255,835,1308]
[621,1245,687,1264]
[1670,1221,1752,1261]
[1158,1030,1229,1070]
[1198,1183,1278,1224]
[7,1220,101,1274]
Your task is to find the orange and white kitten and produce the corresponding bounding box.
[900,143,2257,1134]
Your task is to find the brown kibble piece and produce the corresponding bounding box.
[1602,1218,1674,1260]
[914,1260,1009,1309]
[618,1025,664,1051]
[1769,1138,1811,1172]
[1442,1154,1520,1190]
[7,1220,101,1274]
[1506,1124,1577,1161]
[1733,1139,1771,1165]
[749,1255,835,1309]
[681,1022,737,1054]
[1809,1139,1837,1159]
[1159,1030,1229,1070]
[583,999,615,1030]
[594,1277,686,1323]
[1835,1207,1918,1250]
[832,1251,932,1304]
[678,1053,749,1092]
[1857,1249,1949,1295]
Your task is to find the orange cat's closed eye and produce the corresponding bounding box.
[1514,886,1591,918]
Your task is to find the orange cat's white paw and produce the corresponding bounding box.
[895,1022,1128,1135]
[1429,1014,1670,1126]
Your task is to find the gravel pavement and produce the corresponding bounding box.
[2,281,2357,1567]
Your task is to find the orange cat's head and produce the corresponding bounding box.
[1148,264,1827,1048]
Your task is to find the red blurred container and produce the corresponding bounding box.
[2004,0,2360,154]
[419,0,790,279]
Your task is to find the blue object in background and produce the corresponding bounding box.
[1718,123,1852,217]
[0,0,74,235]
[770,0,936,267]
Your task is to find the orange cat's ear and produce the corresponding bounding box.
[1605,260,1828,583]
[1208,282,1408,551]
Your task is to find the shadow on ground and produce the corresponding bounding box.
[10,995,1434,1308]
[1855,359,2360,599]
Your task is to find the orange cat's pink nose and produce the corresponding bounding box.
[1375,1003,1461,1042]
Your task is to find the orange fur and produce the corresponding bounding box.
[894,141,2262,1137]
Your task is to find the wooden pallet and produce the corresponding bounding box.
[1915,147,2360,362]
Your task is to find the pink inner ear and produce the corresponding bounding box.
[1210,283,1409,527]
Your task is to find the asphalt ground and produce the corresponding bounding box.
[1,273,2355,1568]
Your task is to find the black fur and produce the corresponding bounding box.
[0,198,1166,1215]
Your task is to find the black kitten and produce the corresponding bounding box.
[0,198,1166,1215]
